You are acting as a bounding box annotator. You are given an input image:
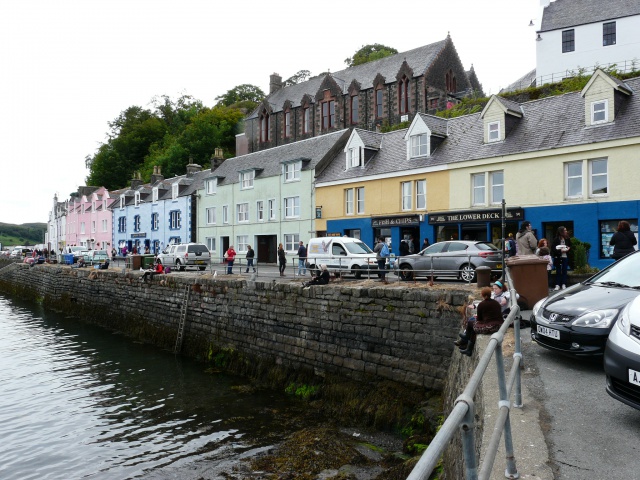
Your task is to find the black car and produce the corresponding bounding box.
[604,296,640,410]
[531,251,640,356]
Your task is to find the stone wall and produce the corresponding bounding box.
[0,262,473,390]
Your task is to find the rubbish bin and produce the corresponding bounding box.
[130,255,143,270]
[142,255,155,269]
[63,254,74,265]
[476,266,491,287]
[506,255,550,309]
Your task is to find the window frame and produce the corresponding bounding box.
[257,200,264,221]
[260,110,270,142]
[565,161,583,198]
[398,76,410,115]
[302,107,310,134]
[134,215,141,232]
[489,171,504,205]
[347,147,362,169]
[284,234,300,252]
[603,21,616,46]
[284,110,291,138]
[236,235,249,253]
[152,187,158,202]
[345,188,354,215]
[240,170,255,190]
[206,237,216,253]
[416,180,426,210]
[401,181,412,211]
[322,100,335,129]
[268,199,276,220]
[169,210,181,230]
[350,95,359,124]
[222,205,229,224]
[237,202,249,223]
[376,89,383,118]
[151,212,159,231]
[589,158,608,197]
[356,187,365,214]
[410,134,429,157]
[488,121,500,142]
[591,100,608,124]
[171,184,179,200]
[134,192,140,207]
[472,173,486,206]
[284,196,300,219]
[284,161,301,182]
[206,207,216,225]
[205,178,217,195]
[562,29,575,53]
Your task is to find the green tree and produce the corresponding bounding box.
[215,84,265,108]
[344,44,398,67]
[284,70,311,87]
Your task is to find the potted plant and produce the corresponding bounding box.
[567,237,599,285]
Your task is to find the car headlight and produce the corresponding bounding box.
[532,298,546,317]
[572,309,618,328]
[616,303,631,336]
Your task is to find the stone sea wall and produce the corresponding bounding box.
[0,262,472,390]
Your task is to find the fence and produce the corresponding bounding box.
[407,268,524,480]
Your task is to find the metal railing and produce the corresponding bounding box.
[408,268,523,480]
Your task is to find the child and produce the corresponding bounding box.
[538,246,553,287]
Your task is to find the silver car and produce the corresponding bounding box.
[394,240,502,282]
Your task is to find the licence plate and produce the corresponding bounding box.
[496,264,502,269]
[537,325,560,340]
[629,369,640,387]
[196,260,204,264]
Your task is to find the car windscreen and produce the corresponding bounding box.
[474,242,499,251]
[589,252,640,287]
[188,245,209,254]
[344,241,373,254]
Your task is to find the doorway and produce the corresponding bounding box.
[257,235,277,264]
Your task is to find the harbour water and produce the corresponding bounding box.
[0,294,321,479]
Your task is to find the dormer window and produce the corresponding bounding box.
[241,170,255,189]
[152,187,158,202]
[410,134,429,157]
[347,147,363,169]
[134,192,140,206]
[488,121,500,142]
[119,194,125,209]
[205,178,217,195]
[171,184,179,199]
[591,100,608,124]
[284,161,301,182]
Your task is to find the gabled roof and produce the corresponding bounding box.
[539,0,640,32]
[500,68,537,94]
[581,69,634,96]
[481,96,523,119]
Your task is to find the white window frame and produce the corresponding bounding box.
[152,187,158,203]
[152,212,159,230]
[345,188,354,215]
[134,215,141,232]
[236,235,249,253]
[347,147,362,169]
[240,170,255,189]
[91,221,96,233]
[134,192,140,206]
[205,178,217,195]
[284,233,300,252]
[171,183,179,199]
[170,211,181,229]
[489,171,504,205]
[206,237,216,252]
[416,180,426,209]
[284,196,300,219]
[284,161,301,182]
[101,219,107,232]
[488,121,500,142]
[222,205,229,224]
[268,199,276,220]
[356,187,365,214]
[565,161,583,199]
[401,181,412,211]
[206,207,216,225]
[80,222,85,234]
[472,173,486,205]
[589,158,608,197]
[257,200,264,221]
[237,202,249,223]
[591,100,608,124]
[120,194,125,209]
[410,134,429,157]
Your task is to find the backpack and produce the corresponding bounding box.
[381,243,390,257]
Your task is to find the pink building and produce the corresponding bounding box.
[65,186,114,254]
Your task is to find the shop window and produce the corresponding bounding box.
[600,219,638,259]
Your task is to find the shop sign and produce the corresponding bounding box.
[326,232,342,237]
[130,233,147,238]
[428,208,524,225]
[371,215,420,228]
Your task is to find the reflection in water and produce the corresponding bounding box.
[0,295,312,479]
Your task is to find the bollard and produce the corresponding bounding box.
[476,266,491,287]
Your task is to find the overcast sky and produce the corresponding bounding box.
[0,0,540,226]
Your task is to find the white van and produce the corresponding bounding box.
[306,237,377,278]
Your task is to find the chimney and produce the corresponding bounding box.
[185,157,203,176]
[150,165,164,184]
[130,171,143,189]
[211,148,225,171]
[269,73,282,94]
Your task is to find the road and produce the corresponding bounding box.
[522,332,640,480]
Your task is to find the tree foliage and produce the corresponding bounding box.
[344,44,398,67]
[215,84,265,108]
[284,70,311,87]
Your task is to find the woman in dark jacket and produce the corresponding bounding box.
[610,221,637,260]
[551,226,572,290]
[456,287,503,356]
[277,243,287,276]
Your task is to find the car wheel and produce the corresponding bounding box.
[176,260,185,272]
[460,264,476,282]
[399,264,414,281]
[352,265,362,279]
[199,266,206,271]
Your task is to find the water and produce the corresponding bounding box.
[0,294,315,479]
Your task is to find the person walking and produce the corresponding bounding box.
[278,243,287,276]
[516,220,537,255]
[373,237,390,283]
[297,241,307,276]
[245,245,256,273]
[504,233,516,257]
[551,226,572,290]
[609,220,637,260]
[421,238,430,251]
[225,245,236,274]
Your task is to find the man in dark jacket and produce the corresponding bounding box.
[297,241,307,276]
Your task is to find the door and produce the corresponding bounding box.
[257,235,277,264]
[221,236,230,263]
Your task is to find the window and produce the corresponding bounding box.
[345,188,354,215]
[445,69,457,93]
[356,187,365,214]
[134,192,140,206]
[351,95,359,124]
[284,234,299,252]
[284,161,301,182]
[401,182,412,210]
[101,219,108,232]
[603,21,616,46]
[169,210,181,229]
[472,173,486,205]
[257,201,264,221]
[206,237,216,252]
[303,107,310,133]
[490,171,504,204]
[222,205,229,224]
[171,184,179,199]
[398,76,409,114]
[241,170,255,189]
[268,199,276,220]
[562,29,575,53]
[205,178,217,195]
[120,195,125,209]
[376,89,383,118]
[590,158,608,196]
[206,207,216,225]
[416,180,426,209]
[347,147,362,168]
[600,219,638,259]
[591,100,608,124]
[91,221,96,233]
[118,216,126,233]
[429,97,439,109]
[134,215,140,232]
[284,197,300,218]
[488,121,500,142]
[260,109,270,142]
[152,187,158,202]
[237,235,248,252]
[151,212,159,230]
[411,134,429,157]
[566,161,583,198]
[284,111,291,138]
[237,203,249,222]
[322,100,335,129]
[80,222,85,234]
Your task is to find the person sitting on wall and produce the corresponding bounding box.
[99,259,110,270]
[455,286,504,356]
[142,259,164,282]
[303,264,330,287]
[72,257,86,268]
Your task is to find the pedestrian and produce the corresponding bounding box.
[132,245,138,255]
[111,247,117,259]
[551,226,572,290]
[535,238,549,256]
[504,233,517,257]
[398,239,409,257]
[297,241,307,276]
[408,236,415,254]
[373,237,390,283]
[278,243,287,276]
[538,246,554,287]
[456,287,503,356]
[245,245,256,273]
[516,221,537,255]
[421,238,430,251]
[225,245,236,274]
[144,245,150,254]
[609,220,637,260]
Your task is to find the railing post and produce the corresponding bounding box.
[459,394,479,480]
[493,335,519,479]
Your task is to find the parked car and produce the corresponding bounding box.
[531,251,640,356]
[306,237,377,278]
[604,295,640,411]
[69,246,89,263]
[86,250,109,265]
[157,243,210,271]
[393,240,502,282]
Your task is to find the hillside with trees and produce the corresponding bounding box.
[0,222,47,247]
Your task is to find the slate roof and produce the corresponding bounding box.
[248,39,449,118]
[317,75,640,183]
[500,69,537,94]
[540,0,640,32]
[208,130,349,187]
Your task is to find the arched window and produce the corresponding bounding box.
[260,109,271,142]
[284,110,291,138]
[445,70,456,93]
[398,76,410,114]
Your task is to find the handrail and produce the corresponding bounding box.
[408,268,523,480]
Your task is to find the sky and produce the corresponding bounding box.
[0,0,541,226]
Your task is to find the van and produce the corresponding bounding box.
[306,237,377,278]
